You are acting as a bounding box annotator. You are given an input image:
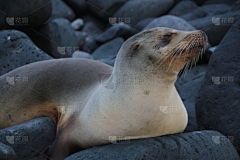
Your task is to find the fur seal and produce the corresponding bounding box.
[0,27,208,160]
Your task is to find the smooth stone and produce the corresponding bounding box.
[82,14,108,31]
[0,117,56,160]
[180,4,231,22]
[0,142,17,160]
[87,0,128,21]
[65,130,240,160]
[82,22,101,37]
[231,0,240,11]
[72,51,93,59]
[168,1,198,16]
[81,38,99,54]
[134,18,155,31]
[92,37,124,60]
[174,0,207,5]
[113,0,174,26]
[71,18,84,30]
[196,19,240,154]
[0,0,52,29]
[50,0,75,22]
[143,15,196,31]
[64,0,87,16]
[28,18,83,58]
[99,56,116,67]
[204,0,238,5]
[95,23,137,44]
[0,30,53,76]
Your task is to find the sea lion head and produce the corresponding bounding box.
[114,27,208,81]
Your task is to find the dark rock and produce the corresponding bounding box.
[82,22,101,37]
[177,65,208,86]
[50,0,75,22]
[198,46,216,64]
[201,4,231,15]
[143,15,196,31]
[0,142,17,160]
[196,19,240,154]
[95,23,137,44]
[71,18,84,30]
[113,0,174,26]
[87,0,128,21]
[72,51,93,59]
[176,65,208,132]
[0,117,56,160]
[134,18,155,31]
[231,0,240,11]
[174,0,207,6]
[169,1,198,16]
[64,0,88,16]
[0,0,52,29]
[204,0,238,5]
[81,38,99,53]
[189,12,240,46]
[0,30,53,76]
[80,22,101,53]
[65,130,239,160]
[92,37,124,60]
[180,4,231,21]
[28,18,83,58]
[82,14,108,31]
[182,76,205,132]
[75,31,86,45]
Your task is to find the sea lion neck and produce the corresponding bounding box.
[103,67,177,91]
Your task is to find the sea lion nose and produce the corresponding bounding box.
[200,31,207,41]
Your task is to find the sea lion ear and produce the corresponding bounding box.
[133,44,140,51]
[130,43,141,57]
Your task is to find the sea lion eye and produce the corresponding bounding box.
[165,33,173,37]
[133,45,140,51]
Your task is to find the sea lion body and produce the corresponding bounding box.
[0,27,207,159]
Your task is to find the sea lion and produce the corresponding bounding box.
[0,27,208,160]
